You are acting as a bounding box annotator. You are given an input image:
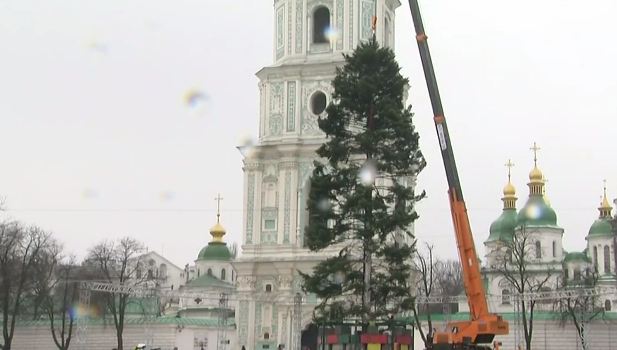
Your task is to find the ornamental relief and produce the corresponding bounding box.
[270,83,285,136]
[301,80,333,136]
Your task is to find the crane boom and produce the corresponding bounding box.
[405,0,509,348]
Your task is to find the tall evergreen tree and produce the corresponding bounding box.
[300,39,426,322]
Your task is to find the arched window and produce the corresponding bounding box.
[552,241,556,258]
[264,333,270,340]
[159,264,167,279]
[266,284,272,292]
[593,246,599,268]
[535,241,542,259]
[221,268,227,280]
[207,268,213,276]
[506,249,512,263]
[302,180,312,247]
[605,300,612,311]
[573,267,581,280]
[563,267,569,280]
[604,245,611,273]
[501,289,511,304]
[312,7,330,44]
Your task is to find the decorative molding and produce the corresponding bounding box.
[287,2,293,56]
[246,172,256,244]
[360,0,373,41]
[281,312,288,346]
[301,80,332,136]
[277,275,294,289]
[269,83,285,136]
[286,81,297,132]
[272,304,279,337]
[284,171,292,243]
[276,5,286,60]
[335,0,344,50]
[308,0,334,12]
[299,162,316,184]
[348,0,354,50]
[254,301,263,347]
[295,0,303,54]
[238,300,250,346]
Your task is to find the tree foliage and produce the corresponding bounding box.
[300,39,426,322]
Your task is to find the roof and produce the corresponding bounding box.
[563,251,591,263]
[486,209,517,243]
[187,274,235,289]
[517,195,558,228]
[197,242,232,261]
[1,317,235,327]
[588,217,613,238]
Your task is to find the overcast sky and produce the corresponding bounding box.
[0,0,616,267]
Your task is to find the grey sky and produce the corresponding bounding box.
[0,0,615,267]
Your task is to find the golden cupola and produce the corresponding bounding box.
[197,194,232,261]
[502,159,517,209]
[527,142,545,196]
[598,180,613,218]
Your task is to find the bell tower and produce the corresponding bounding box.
[242,0,403,258]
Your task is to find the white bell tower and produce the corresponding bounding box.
[234,3,403,349]
[244,0,402,259]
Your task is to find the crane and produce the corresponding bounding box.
[404,0,509,349]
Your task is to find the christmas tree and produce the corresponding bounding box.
[300,38,426,322]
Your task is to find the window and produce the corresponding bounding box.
[207,268,213,276]
[312,7,330,44]
[564,268,569,279]
[552,241,556,258]
[221,268,227,280]
[605,300,612,311]
[198,269,201,277]
[593,246,599,267]
[266,284,272,292]
[501,289,511,304]
[136,268,142,279]
[573,267,581,280]
[310,91,327,115]
[506,249,512,263]
[264,333,270,340]
[264,219,277,230]
[159,264,167,279]
[535,241,542,259]
[604,245,611,273]
[148,269,154,279]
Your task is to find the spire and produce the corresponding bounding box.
[527,142,545,196]
[598,180,612,218]
[502,159,517,209]
[209,194,227,243]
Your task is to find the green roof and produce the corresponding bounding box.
[1,317,235,327]
[517,195,558,227]
[486,208,517,242]
[187,274,234,288]
[588,217,613,238]
[404,311,617,322]
[197,242,232,261]
[563,251,591,263]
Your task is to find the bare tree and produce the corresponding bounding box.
[434,259,464,313]
[0,221,54,350]
[412,243,436,346]
[492,225,556,350]
[86,237,147,350]
[553,267,604,350]
[228,242,238,260]
[33,252,86,350]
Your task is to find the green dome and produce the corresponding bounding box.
[563,251,591,264]
[487,209,517,242]
[517,195,558,227]
[587,218,613,237]
[197,242,232,261]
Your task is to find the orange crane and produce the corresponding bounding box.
[404,1,509,349]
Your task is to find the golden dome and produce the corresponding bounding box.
[529,166,544,182]
[598,180,612,217]
[210,221,226,243]
[503,182,516,197]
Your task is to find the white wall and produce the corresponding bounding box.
[9,323,237,350]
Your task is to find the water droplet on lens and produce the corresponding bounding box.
[184,89,210,116]
[359,160,377,186]
[82,188,97,200]
[238,136,257,158]
[317,199,332,212]
[158,191,174,202]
